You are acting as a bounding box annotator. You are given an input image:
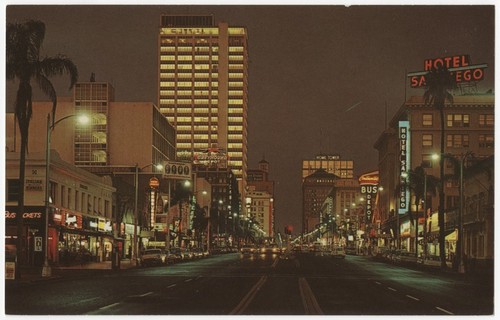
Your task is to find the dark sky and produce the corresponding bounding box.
[5,5,495,235]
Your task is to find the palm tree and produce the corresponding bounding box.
[6,20,78,274]
[423,66,456,269]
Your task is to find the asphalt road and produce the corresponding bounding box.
[5,252,494,315]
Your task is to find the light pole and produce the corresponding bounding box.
[132,163,163,266]
[43,113,89,277]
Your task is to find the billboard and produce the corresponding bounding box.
[193,147,228,168]
[162,161,192,180]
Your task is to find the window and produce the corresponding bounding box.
[446,134,469,148]
[7,179,20,202]
[422,114,433,126]
[479,114,494,127]
[422,134,433,147]
[479,134,494,148]
[447,114,469,127]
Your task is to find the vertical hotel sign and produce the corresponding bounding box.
[399,121,410,214]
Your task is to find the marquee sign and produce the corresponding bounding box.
[408,54,487,88]
[399,121,410,215]
[359,171,379,223]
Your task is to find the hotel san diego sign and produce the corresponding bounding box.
[407,54,487,88]
[399,121,410,215]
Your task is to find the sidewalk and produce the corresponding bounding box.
[6,259,138,285]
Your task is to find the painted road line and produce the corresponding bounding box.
[298,277,324,315]
[229,275,268,315]
[406,295,420,301]
[436,307,454,315]
[387,287,397,292]
[139,292,154,297]
[271,257,279,268]
[374,281,381,285]
[167,284,177,288]
[184,278,193,282]
[99,302,120,310]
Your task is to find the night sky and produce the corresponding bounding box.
[5,4,495,235]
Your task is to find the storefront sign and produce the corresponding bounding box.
[359,171,379,224]
[399,121,410,215]
[25,179,43,192]
[34,236,43,252]
[5,262,15,280]
[5,211,43,220]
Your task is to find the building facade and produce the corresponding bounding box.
[157,14,249,201]
[246,158,275,237]
[374,94,494,259]
[5,151,115,266]
[302,154,354,180]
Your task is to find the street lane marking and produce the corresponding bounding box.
[184,278,193,282]
[374,281,381,285]
[271,257,279,268]
[139,292,154,297]
[167,284,177,288]
[99,302,120,310]
[406,295,420,301]
[229,275,268,315]
[436,307,454,315]
[298,277,324,315]
[387,287,397,292]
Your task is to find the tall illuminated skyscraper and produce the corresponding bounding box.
[158,14,248,192]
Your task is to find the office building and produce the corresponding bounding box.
[157,14,249,194]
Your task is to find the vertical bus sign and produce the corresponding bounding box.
[399,121,410,215]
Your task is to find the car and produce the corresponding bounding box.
[261,243,280,254]
[140,249,166,266]
[396,251,418,264]
[240,244,256,254]
[332,246,346,259]
[345,246,357,255]
[168,247,186,261]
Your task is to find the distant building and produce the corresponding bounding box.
[302,154,354,180]
[246,158,275,237]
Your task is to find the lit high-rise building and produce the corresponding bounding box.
[158,14,248,190]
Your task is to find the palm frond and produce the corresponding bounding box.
[39,55,79,89]
[35,74,57,122]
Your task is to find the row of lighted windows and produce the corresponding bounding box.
[177,143,218,149]
[160,64,217,70]
[160,55,219,61]
[162,100,219,105]
[177,134,219,140]
[174,116,218,123]
[176,125,218,131]
[304,160,354,169]
[160,46,217,52]
[160,81,219,87]
[160,90,221,96]
[421,133,494,148]
[161,73,219,79]
[422,113,494,127]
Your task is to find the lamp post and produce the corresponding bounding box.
[132,163,163,266]
[43,113,89,277]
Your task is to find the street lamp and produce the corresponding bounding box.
[42,113,89,277]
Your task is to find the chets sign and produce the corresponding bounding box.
[162,161,192,180]
[359,171,379,223]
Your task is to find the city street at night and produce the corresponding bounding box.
[5,252,493,315]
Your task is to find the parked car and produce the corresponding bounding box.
[168,247,186,261]
[394,250,418,264]
[140,249,166,267]
[332,246,346,259]
[345,246,357,255]
[373,246,390,261]
[191,247,205,259]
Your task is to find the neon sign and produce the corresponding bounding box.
[408,54,487,88]
[399,121,410,215]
